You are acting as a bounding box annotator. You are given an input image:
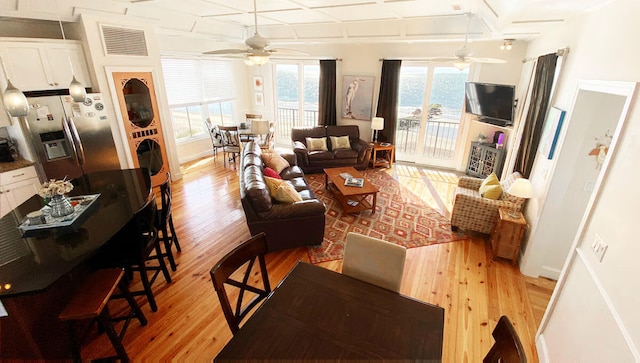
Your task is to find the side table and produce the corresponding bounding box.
[490,207,527,264]
[370,142,395,168]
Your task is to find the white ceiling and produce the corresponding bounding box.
[0,0,615,45]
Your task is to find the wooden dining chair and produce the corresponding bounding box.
[156,172,181,272]
[210,232,271,335]
[218,125,241,168]
[483,315,527,363]
[204,118,224,159]
[342,232,406,292]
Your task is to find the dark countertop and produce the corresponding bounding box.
[0,168,151,297]
[0,158,35,173]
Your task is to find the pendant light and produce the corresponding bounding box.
[58,18,86,102]
[0,57,29,117]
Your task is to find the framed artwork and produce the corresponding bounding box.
[254,92,264,106]
[539,106,566,159]
[253,76,263,91]
[342,75,374,121]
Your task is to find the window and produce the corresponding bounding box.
[161,58,236,141]
[274,62,319,145]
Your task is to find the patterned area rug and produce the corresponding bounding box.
[305,169,467,264]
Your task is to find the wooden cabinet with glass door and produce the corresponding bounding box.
[112,72,169,187]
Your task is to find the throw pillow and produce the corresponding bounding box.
[264,176,285,197]
[479,173,502,199]
[480,184,503,200]
[275,182,303,204]
[263,152,290,174]
[329,135,351,150]
[264,167,281,179]
[305,137,328,151]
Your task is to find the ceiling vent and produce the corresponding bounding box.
[100,24,148,56]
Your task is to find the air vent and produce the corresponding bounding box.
[100,24,148,56]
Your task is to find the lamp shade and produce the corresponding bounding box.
[251,119,269,135]
[3,80,29,117]
[371,117,384,131]
[507,178,533,199]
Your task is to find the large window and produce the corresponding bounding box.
[274,62,319,145]
[161,58,236,141]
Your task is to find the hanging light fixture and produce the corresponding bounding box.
[243,50,270,66]
[500,39,514,50]
[58,18,86,102]
[453,60,471,70]
[0,57,29,117]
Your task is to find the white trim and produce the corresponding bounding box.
[539,266,561,280]
[536,334,549,363]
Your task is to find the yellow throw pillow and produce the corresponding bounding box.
[480,173,499,189]
[329,135,351,150]
[305,137,328,151]
[480,184,503,199]
[275,182,303,203]
[264,176,285,197]
[263,152,290,174]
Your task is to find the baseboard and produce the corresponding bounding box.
[540,265,561,280]
[178,150,214,165]
[536,334,549,363]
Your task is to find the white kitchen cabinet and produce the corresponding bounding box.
[0,166,40,218]
[0,40,91,92]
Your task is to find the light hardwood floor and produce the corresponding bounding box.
[85,156,555,362]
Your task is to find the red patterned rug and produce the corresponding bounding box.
[305,169,467,264]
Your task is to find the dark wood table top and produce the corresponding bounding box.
[215,262,444,362]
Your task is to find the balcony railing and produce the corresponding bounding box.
[276,108,318,143]
[396,117,459,160]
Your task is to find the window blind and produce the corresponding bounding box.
[161,58,235,105]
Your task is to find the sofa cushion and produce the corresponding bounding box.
[306,137,328,151]
[280,166,305,180]
[287,177,310,192]
[329,135,351,150]
[334,148,359,160]
[264,167,281,179]
[243,165,272,213]
[308,151,335,161]
[297,189,316,201]
[263,152,290,174]
[243,153,263,169]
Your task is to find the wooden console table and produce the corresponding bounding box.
[371,142,395,168]
[490,207,527,264]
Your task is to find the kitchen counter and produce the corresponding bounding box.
[0,158,35,174]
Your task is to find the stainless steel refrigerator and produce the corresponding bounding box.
[22,93,120,180]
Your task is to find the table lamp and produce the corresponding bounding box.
[371,117,384,142]
[506,178,533,218]
[251,119,270,142]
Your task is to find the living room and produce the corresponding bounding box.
[0,0,638,361]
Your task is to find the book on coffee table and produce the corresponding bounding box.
[344,177,364,187]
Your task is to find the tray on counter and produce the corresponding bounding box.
[18,194,101,234]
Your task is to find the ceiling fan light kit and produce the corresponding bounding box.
[500,39,514,50]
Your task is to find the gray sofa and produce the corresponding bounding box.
[291,125,372,174]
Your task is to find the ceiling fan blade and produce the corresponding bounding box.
[468,57,507,64]
[424,57,459,62]
[269,48,310,55]
[203,49,248,55]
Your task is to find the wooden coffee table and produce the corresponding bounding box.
[324,167,378,214]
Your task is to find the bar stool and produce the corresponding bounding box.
[59,268,147,362]
[157,172,181,271]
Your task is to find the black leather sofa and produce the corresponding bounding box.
[239,142,326,252]
[291,125,372,174]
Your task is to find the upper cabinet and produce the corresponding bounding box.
[0,40,91,92]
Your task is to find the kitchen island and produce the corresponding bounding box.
[0,168,151,359]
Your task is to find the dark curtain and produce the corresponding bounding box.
[514,53,558,178]
[318,60,337,126]
[375,60,402,143]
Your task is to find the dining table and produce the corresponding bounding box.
[215,262,445,362]
[0,168,151,359]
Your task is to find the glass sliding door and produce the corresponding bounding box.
[395,63,469,168]
[274,62,319,146]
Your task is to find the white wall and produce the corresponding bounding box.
[524,0,640,360]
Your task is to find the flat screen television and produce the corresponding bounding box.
[464,82,515,127]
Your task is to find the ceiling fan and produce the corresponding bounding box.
[425,13,506,70]
[203,0,305,65]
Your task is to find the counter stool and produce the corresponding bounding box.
[157,172,181,271]
[59,268,147,362]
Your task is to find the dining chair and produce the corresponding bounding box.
[483,315,527,363]
[218,125,241,168]
[259,123,275,151]
[204,118,224,159]
[342,232,406,292]
[210,232,271,335]
[156,172,181,272]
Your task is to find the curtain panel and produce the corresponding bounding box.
[514,53,558,178]
[375,60,402,143]
[318,60,337,126]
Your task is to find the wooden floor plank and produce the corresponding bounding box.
[81,156,554,362]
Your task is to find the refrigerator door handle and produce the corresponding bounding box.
[68,117,86,167]
[62,117,81,166]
